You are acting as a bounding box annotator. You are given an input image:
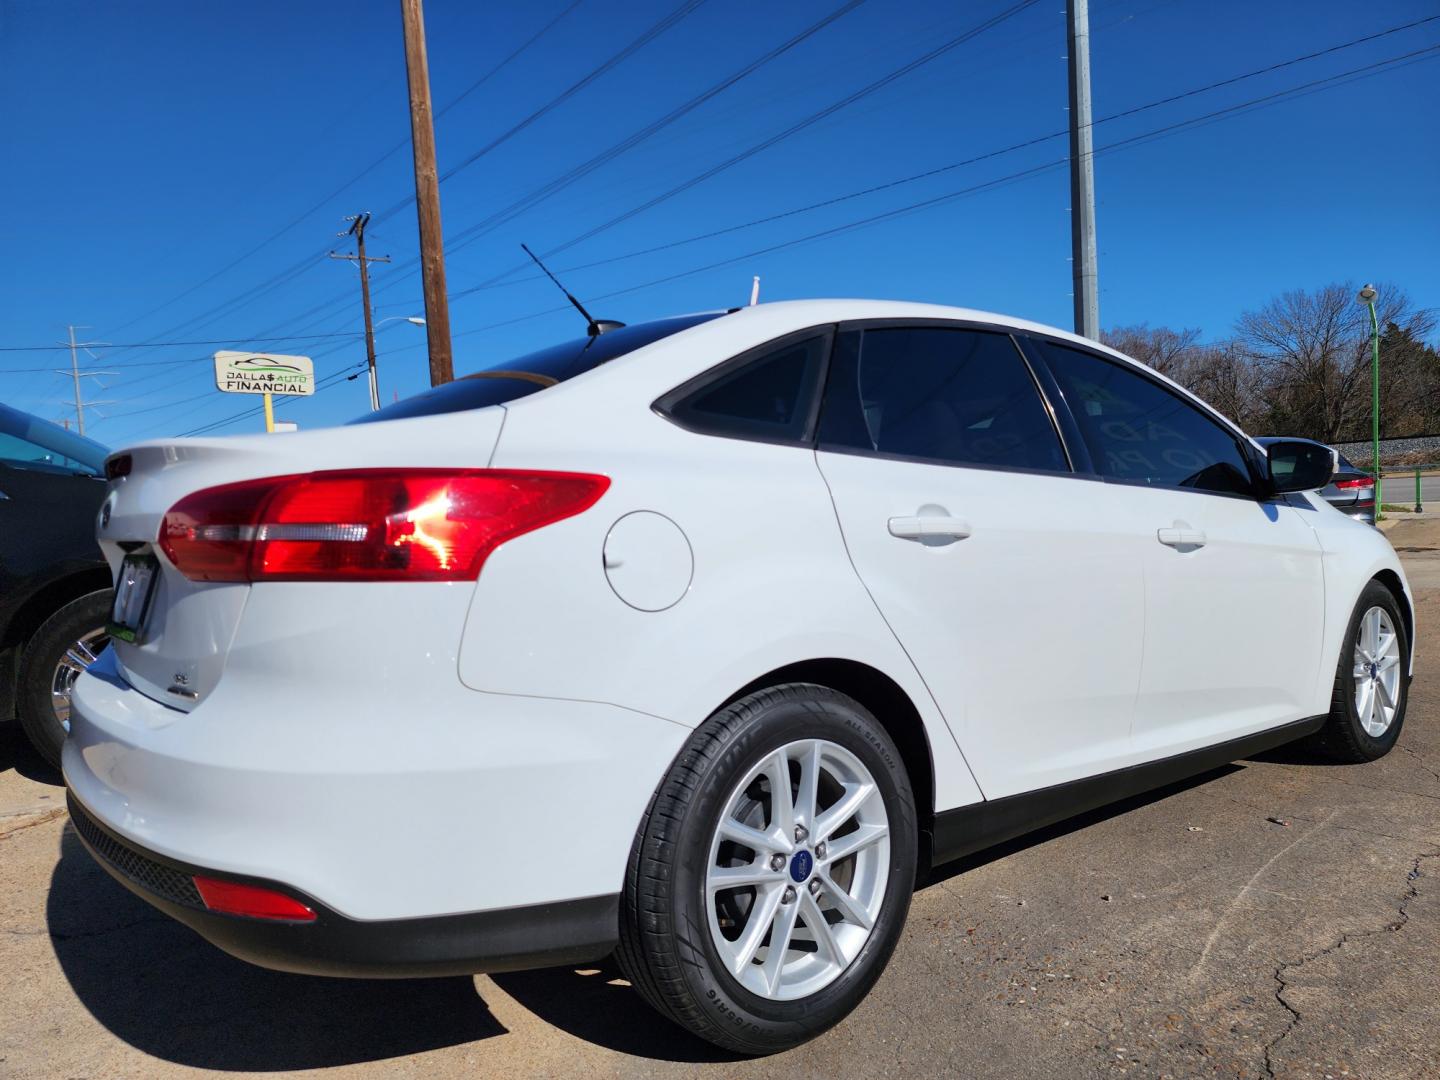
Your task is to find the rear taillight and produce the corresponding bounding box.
[1333,477,1373,491]
[160,469,609,582]
[193,876,317,921]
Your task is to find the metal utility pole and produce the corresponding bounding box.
[400,0,454,386]
[59,326,116,435]
[66,325,86,434]
[330,214,392,411]
[1067,0,1099,339]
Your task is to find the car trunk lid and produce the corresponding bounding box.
[97,410,506,710]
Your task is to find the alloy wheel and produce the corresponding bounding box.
[705,738,890,1001]
[1352,605,1402,737]
[50,628,108,734]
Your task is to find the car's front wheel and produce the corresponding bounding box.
[1312,580,1410,763]
[617,683,917,1054]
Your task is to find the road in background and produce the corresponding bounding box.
[1380,472,1440,510]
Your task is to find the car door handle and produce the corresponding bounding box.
[1156,527,1206,548]
[888,516,973,542]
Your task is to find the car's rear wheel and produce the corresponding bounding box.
[617,683,917,1054]
[17,590,111,770]
[1311,581,1409,763]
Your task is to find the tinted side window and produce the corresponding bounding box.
[819,327,1067,472]
[664,335,827,442]
[1032,339,1255,496]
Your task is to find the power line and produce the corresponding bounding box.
[417,0,870,263]
[136,0,866,364]
[125,0,711,362]
[101,0,589,340]
[447,14,1440,302]
[99,31,1440,437]
[491,0,1045,267]
[175,362,368,436]
[465,10,1440,295]
[432,41,1440,347]
[0,331,366,353]
[285,0,1043,338]
[388,0,1044,307]
[574,43,1440,304]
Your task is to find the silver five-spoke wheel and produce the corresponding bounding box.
[1352,605,1401,737]
[50,628,108,734]
[706,738,890,1001]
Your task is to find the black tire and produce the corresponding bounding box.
[16,590,112,770]
[1310,580,1410,763]
[617,683,917,1055]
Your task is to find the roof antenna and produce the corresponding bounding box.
[749,276,761,306]
[521,244,624,336]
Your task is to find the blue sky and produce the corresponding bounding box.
[2,0,1437,446]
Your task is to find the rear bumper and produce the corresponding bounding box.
[67,789,617,977]
[63,648,688,926]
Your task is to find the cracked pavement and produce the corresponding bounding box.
[1,536,1437,1079]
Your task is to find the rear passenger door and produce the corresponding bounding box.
[1024,337,1326,757]
[815,323,1146,799]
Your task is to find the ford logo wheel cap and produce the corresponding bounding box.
[789,850,814,883]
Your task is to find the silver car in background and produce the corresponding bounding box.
[1257,437,1375,524]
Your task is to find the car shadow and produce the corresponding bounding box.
[0,720,63,785]
[1246,743,1347,766]
[41,760,1261,1069]
[922,763,1244,887]
[46,825,506,1072]
[492,963,745,1064]
[498,766,1250,1060]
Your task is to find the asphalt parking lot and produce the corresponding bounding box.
[3,521,1437,1080]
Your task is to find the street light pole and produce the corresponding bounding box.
[1359,283,1382,518]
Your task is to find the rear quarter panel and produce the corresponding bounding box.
[456,336,984,813]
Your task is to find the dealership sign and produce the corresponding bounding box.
[213,351,315,396]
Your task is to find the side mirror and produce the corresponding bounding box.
[1264,439,1337,495]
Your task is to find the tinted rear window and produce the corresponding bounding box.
[350,313,724,425]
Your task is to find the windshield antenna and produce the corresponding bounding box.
[520,244,622,337]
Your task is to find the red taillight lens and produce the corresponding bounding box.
[1333,477,1374,490]
[160,469,609,582]
[193,876,317,921]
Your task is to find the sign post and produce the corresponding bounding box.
[213,352,315,432]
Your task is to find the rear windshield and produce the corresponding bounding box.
[350,312,724,425]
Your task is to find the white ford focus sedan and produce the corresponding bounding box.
[66,300,1413,1054]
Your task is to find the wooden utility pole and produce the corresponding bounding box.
[1066,0,1099,340]
[400,0,453,385]
[329,213,392,411]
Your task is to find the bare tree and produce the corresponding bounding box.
[1235,282,1427,443]
[1184,342,1262,431]
[1102,324,1203,380]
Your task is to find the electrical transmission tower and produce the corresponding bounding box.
[59,326,117,435]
